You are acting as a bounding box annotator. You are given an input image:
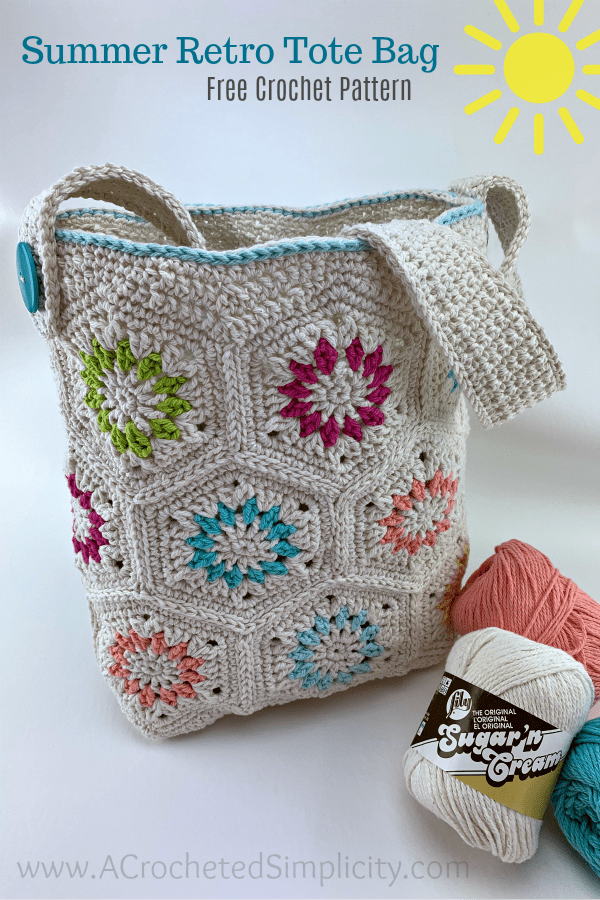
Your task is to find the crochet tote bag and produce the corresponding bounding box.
[19,165,565,738]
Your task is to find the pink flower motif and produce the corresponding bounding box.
[300,412,322,436]
[320,414,340,448]
[379,470,459,556]
[343,415,363,442]
[108,628,206,709]
[357,406,385,427]
[290,360,318,384]
[67,474,109,564]
[277,336,393,447]
[345,337,364,371]
[313,337,338,375]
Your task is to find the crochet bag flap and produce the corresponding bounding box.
[19,164,565,738]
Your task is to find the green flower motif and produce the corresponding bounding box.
[79,338,192,458]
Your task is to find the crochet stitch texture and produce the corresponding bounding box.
[20,164,565,737]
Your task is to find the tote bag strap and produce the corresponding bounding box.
[346,217,565,428]
[20,163,205,335]
[449,174,530,291]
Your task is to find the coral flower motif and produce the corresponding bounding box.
[278,336,393,448]
[379,470,459,556]
[108,628,206,709]
[67,473,109,564]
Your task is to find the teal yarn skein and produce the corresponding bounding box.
[552,717,600,878]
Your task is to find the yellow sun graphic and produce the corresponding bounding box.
[455,0,600,153]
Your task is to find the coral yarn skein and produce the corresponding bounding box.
[451,540,600,697]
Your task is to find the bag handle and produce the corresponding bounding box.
[346,218,565,428]
[20,163,205,334]
[448,175,530,288]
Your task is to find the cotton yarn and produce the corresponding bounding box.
[552,708,600,877]
[451,540,600,698]
[403,628,594,863]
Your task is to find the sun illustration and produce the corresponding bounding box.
[455,0,600,153]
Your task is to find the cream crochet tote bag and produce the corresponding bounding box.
[19,164,565,737]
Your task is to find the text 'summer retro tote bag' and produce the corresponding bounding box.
[18,165,565,737]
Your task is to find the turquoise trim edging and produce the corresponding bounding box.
[437,200,484,226]
[186,190,464,219]
[53,197,484,267]
[57,208,147,223]
[55,190,480,226]
[54,230,372,265]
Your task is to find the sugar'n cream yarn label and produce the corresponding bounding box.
[410,672,573,819]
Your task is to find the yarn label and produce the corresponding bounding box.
[410,672,573,819]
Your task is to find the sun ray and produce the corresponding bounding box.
[460,0,596,154]
[534,114,545,154]
[493,0,520,32]
[558,107,585,142]
[577,88,600,109]
[465,90,503,114]
[494,108,520,143]
[559,0,585,33]
[577,30,600,50]
[454,65,496,74]
[535,0,545,26]
[465,25,503,50]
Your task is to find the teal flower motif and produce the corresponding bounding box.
[288,607,385,691]
[186,496,302,590]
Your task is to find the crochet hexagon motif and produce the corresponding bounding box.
[278,336,392,447]
[187,497,302,589]
[79,338,192,457]
[108,628,206,708]
[379,470,459,556]
[288,607,384,690]
[67,473,108,563]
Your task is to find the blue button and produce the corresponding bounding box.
[16,242,39,313]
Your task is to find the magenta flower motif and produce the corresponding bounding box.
[67,473,109,564]
[278,337,393,447]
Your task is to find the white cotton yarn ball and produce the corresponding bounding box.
[403,627,594,863]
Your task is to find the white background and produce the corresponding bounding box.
[1,1,599,898]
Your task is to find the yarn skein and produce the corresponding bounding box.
[450,540,600,697]
[552,709,600,878]
[403,628,594,863]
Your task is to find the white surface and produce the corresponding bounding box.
[1,1,600,898]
